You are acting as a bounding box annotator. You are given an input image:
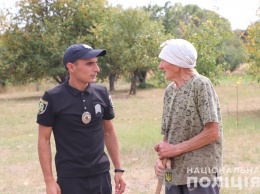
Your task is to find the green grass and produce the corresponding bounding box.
[0,79,260,193]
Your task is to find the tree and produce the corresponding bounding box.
[0,25,46,85]
[145,2,233,83]
[179,16,230,83]
[91,6,127,91]
[0,8,11,87]
[95,7,166,93]
[222,33,245,72]
[143,2,183,36]
[144,2,231,37]
[243,21,260,82]
[120,9,166,94]
[0,0,108,85]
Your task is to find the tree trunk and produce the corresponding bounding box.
[109,73,116,92]
[53,72,69,84]
[138,70,147,88]
[138,70,146,84]
[0,81,6,87]
[129,70,138,95]
[0,81,6,93]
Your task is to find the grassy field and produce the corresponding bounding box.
[0,77,260,194]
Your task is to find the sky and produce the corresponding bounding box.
[1,0,259,30]
[108,0,260,30]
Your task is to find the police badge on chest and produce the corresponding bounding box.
[82,112,91,124]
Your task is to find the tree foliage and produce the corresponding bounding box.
[115,8,166,94]
[0,0,108,84]
[179,17,229,83]
[243,21,260,82]
[144,2,235,84]
[222,33,245,72]
[95,7,166,93]
[144,2,231,35]
[1,0,258,93]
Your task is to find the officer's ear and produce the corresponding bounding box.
[66,62,74,71]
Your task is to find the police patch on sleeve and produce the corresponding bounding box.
[38,98,48,115]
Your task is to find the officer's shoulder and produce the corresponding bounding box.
[45,83,64,96]
[90,83,108,92]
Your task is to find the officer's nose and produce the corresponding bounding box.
[94,63,100,72]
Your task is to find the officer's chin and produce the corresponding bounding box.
[89,78,97,83]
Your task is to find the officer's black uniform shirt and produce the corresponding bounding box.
[37,80,115,177]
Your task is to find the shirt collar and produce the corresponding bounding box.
[64,79,93,96]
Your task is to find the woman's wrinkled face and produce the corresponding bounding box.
[158,60,181,81]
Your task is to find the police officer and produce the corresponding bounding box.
[37,44,126,194]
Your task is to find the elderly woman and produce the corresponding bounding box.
[154,39,223,194]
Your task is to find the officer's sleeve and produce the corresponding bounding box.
[36,92,54,126]
[103,88,115,120]
[197,80,220,126]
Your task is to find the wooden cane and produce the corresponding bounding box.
[155,158,168,194]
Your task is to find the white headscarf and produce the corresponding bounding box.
[159,39,197,68]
